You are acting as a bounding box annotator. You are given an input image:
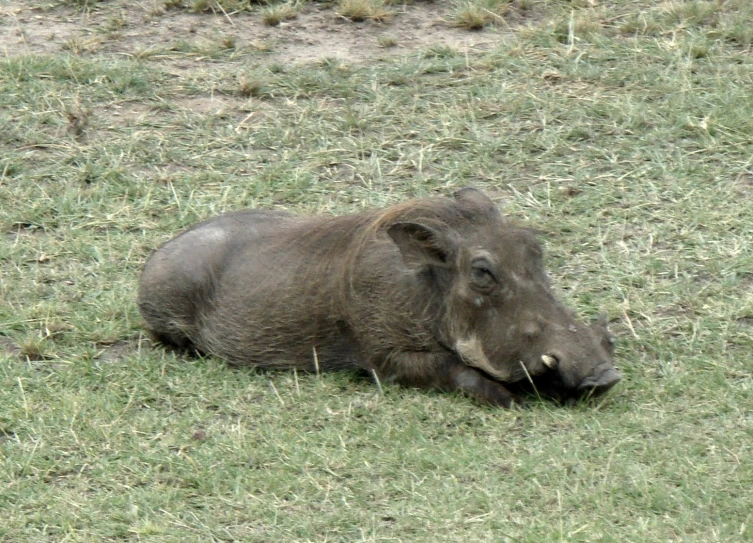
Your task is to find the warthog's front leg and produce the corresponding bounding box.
[382,352,520,408]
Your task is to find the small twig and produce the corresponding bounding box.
[214,0,236,27]
[312,346,320,376]
[371,369,384,395]
[235,111,257,133]
[269,381,285,407]
[17,378,29,417]
[519,360,542,403]
[567,10,576,56]
[601,445,618,487]
[168,180,181,212]
[622,308,639,339]
[481,7,506,24]
[9,12,30,55]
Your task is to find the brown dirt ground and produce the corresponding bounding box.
[1,1,512,65]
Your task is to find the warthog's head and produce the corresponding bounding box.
[387,188,620,402]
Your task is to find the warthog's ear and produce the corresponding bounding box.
[453,187,494,207]
[452,187,501,218]
[591,312,616,356]
[387,222,453,269]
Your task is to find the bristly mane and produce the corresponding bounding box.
[263,194,497,310]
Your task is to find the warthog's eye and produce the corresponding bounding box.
[471,259,497,291]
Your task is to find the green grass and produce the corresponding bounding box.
[2,1,753,541]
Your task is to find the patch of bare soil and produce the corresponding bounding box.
[1,1,509,65]
[96,339,141,363]
[0,336,22,358]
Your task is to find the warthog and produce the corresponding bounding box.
[138,188,620,407]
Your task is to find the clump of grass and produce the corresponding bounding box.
[238,73,269,97]
[191,0,249,13]
[377,33,398,48]
[62,36,101,54]
[220,35,237,49]
[337,0,393,22]
[133,45,161,59]
[455,5,486,30]
[146,1,167,18]
[619,12,663,37]
[104,14,127,33]
[318,57,350,71]
[453,0,510,31]
[250,39,274,53]
[692,0,753,46]
[720,19,753,45]
[424,44,456,59]
[262,1,301,26]
[686,38,711,59]
[191,0,209,12]
[66,102,90,138]
[663,0,720,27]
[551,9,604,44]
[18,336,52,362]
[615,0,753,43]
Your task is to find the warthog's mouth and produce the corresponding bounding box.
[577,368,621,397]
[508,366,621,404]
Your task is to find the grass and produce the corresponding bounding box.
[452,0,511,30]
[377,33,398,48]
[2,0,753,541]
[261,1,301,26]
[336,0,394,23]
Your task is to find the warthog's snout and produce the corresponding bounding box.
[578,367,621,396]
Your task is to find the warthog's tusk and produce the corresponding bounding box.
[541,355,558,369]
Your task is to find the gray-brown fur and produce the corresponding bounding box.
[138,188,620,407]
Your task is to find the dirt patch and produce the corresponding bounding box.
[1,1,509,65]
[96,339,140,363]
[0,336,22,358]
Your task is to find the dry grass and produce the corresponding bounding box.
[453,0,510,30]
[261,1,300,26]
[238,71,271,97]
[337,0,394,22]
[377,33,398,47]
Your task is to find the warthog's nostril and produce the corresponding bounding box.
[578,368,621,395]
[541,354,559,370]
